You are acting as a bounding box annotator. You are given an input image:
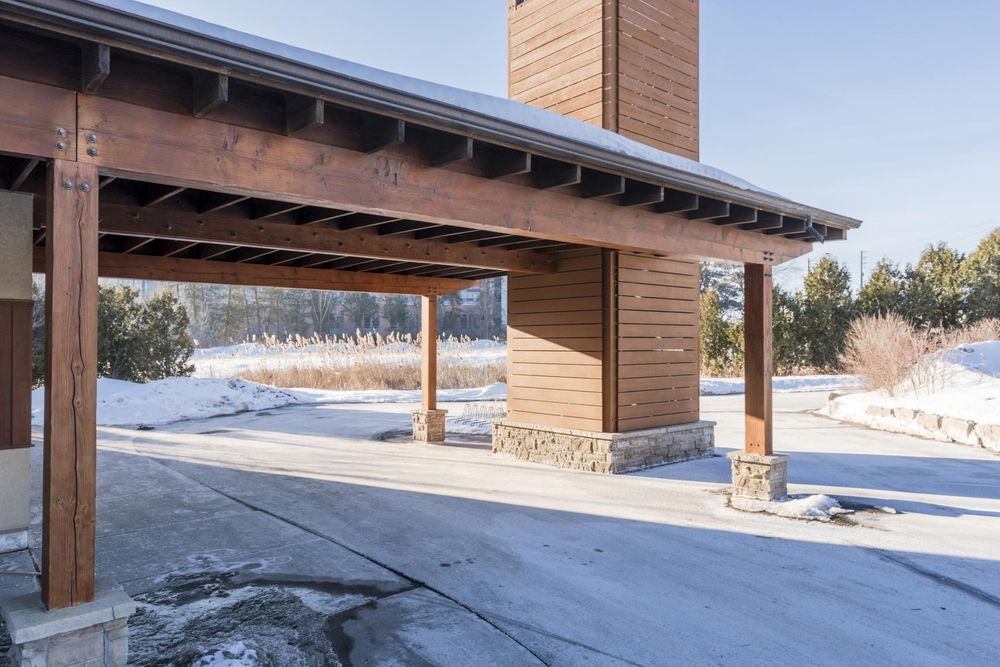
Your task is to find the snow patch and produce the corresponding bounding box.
[190,641,259,667]
[822,341,1000,451]
[731,494,851,522]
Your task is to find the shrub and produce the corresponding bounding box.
[32,283,195,384]
[840,314,932,396]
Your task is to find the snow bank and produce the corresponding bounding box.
[31,378,305,427]
[823,341,1000,453]
[31,378,508,427]
[701,375,858,396]
[731,494,851,522]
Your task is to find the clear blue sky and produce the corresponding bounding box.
[138,0,1000,288]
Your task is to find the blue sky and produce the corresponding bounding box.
[139,0,1000,288]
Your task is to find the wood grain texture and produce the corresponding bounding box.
[0,75,77,160]
[0,301,32,451]
[43,159,99,610]
[421,296,437,409]
[30,247,472,296]
[507,249,605,430]
[616,252,699,430]
[73,95,806,264]
[744,262,773,454]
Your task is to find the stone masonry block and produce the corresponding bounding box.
[412,409,447,443]
[728,452,790,501]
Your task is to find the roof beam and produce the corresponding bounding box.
[285,95,324,136]
[250,200,306,220]
[686,198,730,221]
[96,202,556,273]
[338,213,399,231]
[80,42,110,93]
[424,131,474,166]
[580,170,626,199]
[74,94,812,263]
[765,216,807,236]
[295,207,354,226]
[197,192,249,214]
[621,180,664,207]
[532,156,581,190]
[657,190,699,214]
[9,158,40,191]
[715,205,757,226]
[141,184,187,207]
[475,142,532,179]
[192,71,228,118]
[740,211,783,232]
[362,114,405,153]
[31,247,471,296]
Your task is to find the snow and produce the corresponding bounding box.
[822,341,1000,448]
[30,377,507,427]
[730,494,852,522]
[94,0,792,201]
[701,374,859,396]
[190,642,259,667]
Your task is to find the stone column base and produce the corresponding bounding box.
[1,578,135,667]
[728,452,789,501]
[0,447,30,555]
[492,420,715,473]
[412,409,447,443]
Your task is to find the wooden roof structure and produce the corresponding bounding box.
[0,0,858,301]
[0,0,862,617]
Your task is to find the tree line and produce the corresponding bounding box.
[700,228,1000,376]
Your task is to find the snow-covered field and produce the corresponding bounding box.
[823,340,1000,453]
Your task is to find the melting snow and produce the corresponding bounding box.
[731,494,851,522]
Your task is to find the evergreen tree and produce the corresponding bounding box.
[383,295,416,332]
[699,290,741,376]
[700,261,743,314]
[963,228,1000,321]
[857,259,905,317]
[901,243,967,329]
[772,284,803,374]
[138,290,195,380]
[97,284,144,380]
[343,292,380,331]
[799,255,854,371]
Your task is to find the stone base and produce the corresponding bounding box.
[1,578,135,667]
[0,447,30,554]
[492,420,715,473]
[412,409,447,443]
[728,452,789,501]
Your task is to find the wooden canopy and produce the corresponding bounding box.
[0,0,859,613]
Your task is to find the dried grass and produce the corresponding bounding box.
[229,331,506,391]
[841,316,1000,397]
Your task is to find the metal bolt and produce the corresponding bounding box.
[55,128,67,137]
[86,133,98,143]
[61,179,74,190]
[55,141,66,151]
[79,183,91,193]
[86,147,98,157]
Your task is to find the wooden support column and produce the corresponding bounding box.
[744,263,773,455]
[42,159,99,610]
[421,295,437,411]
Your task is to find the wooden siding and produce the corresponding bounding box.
[509,0,605,125]
[616,0,699,158]
[508,249,606,431]
[616,252,700,430]
[0,300,32,450]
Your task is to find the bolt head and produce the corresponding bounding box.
[86,147,98,157]
[55,128,67,137]
[86,133,98,143]
[61,179,74,190]
[55,141,66,151]
[79,183,91,193]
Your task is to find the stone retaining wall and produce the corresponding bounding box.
[492,420,715,473]
[825,394,1000,454]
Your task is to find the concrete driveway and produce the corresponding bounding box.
[2,392,999,665]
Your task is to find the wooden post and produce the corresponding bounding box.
[421,295,437,411]
[744,263,773,455]
[42,159,99,610]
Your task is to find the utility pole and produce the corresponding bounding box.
[859,250,866,291]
